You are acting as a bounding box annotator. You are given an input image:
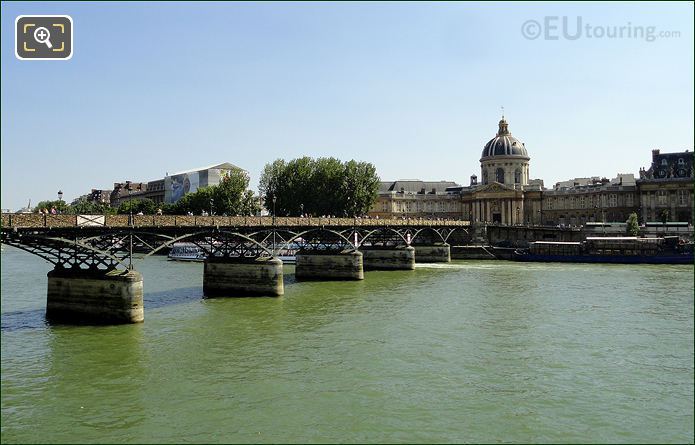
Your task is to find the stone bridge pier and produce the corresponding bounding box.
[413,243,451,263]
[404,227,456,263]
[295,250,364,280]
[360,246,415,270]
[159,231,286,298]
[0,231,146,324]
[47,267,144,324]
[203,257,284,297]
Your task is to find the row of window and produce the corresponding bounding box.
[482,167,525,184]
[381,201,459,213]
[656,189,690,205]
[544,193,634,210]
[377,189,690,212]
[660,158,687,166]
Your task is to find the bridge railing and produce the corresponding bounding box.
[1,213,470,229]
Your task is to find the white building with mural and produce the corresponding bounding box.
[164,163,244,204]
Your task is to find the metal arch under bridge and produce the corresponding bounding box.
[0,214,471,271]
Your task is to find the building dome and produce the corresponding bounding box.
[479,115,531,187]
[480,118,529,160]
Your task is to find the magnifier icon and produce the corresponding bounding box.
[33,26,53,49]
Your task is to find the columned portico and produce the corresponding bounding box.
[463,182,525,225]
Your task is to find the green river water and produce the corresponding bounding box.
[1,246,693,443]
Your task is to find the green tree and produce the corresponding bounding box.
[240,190,261,216]
[67,198,115,215]
[277,157,313,216]
[259,157,380,216]
[660,209,670,224]
[626,212,640,236]
[259,159,288,215]
[212,169,252,215]
[343,160,380,216]
[34,200,68,214]
[172,187,215,215]
[117,198,157,215]
[312,157,344,216]
[160,203,178,215]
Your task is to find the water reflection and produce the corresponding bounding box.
[42,324,148,442]
[1,308,48,332]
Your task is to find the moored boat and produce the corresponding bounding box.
[168,243,206,262]
[514,236,693,264]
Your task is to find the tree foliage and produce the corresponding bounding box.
[117,198,157,215]
[259,157,380,216]
[70,198,115,215]
[660,209,670,224]
[34,200,69,214]
[626,212,640,236]
[35,198,116,215]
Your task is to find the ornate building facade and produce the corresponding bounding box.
[369,117,693,225]
[370,180,461,219]
[637,149,693,223]
[540,175,639,226]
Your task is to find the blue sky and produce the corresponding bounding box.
[1,1,693,211]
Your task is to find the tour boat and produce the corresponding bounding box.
[274,242,301,264]
[276,254,296,264]
[168,243,206,262]
[514,236,694,265]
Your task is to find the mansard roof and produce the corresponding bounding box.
[379,180,460,194]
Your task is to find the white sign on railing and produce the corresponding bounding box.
[77,215,105,227]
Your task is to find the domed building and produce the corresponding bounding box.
[480,117,530,188]
[368,113,691,227]
[459,115,543,225]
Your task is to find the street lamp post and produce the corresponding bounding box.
[600,197,606,235]
[272,195,277,256]
[602,208,606,235]
[595,204,605,235]
[57,190,64,215]
[128,187,133,227]
[300,203,304,218]
[127,186,133,270]
[209,198,213,217]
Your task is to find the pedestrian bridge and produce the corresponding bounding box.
[1,213,470,325]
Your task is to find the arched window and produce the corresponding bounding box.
[678,158,684,165]
[661,159,668,166]
[496,168,505,183]
[514,168,521,184]
[482,170,488,185]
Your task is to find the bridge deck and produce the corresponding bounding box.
[1,214,469,230]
